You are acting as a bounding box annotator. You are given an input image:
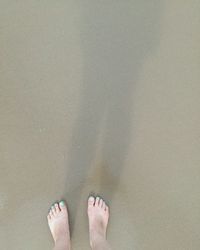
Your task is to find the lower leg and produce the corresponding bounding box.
[88,196,111,250]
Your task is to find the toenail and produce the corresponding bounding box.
[59,200,65,206]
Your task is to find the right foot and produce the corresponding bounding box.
[87,196,109,248]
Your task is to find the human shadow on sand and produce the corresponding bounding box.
[64,0,163,234]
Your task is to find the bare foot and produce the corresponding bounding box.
[47,201,71,250]
[87,196,109,248]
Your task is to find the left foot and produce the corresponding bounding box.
[47,201,71,250]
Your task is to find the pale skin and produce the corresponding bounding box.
[47,196,111,250]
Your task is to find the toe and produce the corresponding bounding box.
[59,200,66,211]
[54,203,60,213]
[102,201,106,210]
[88,196,95,207]
[99,198,103,208]
[51,205,56,215]
[105,205,109,213]
[50,209,54,217]
[47,214,51,220]
[95,197,100,206]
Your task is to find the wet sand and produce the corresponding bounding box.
[0,1,199,249]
